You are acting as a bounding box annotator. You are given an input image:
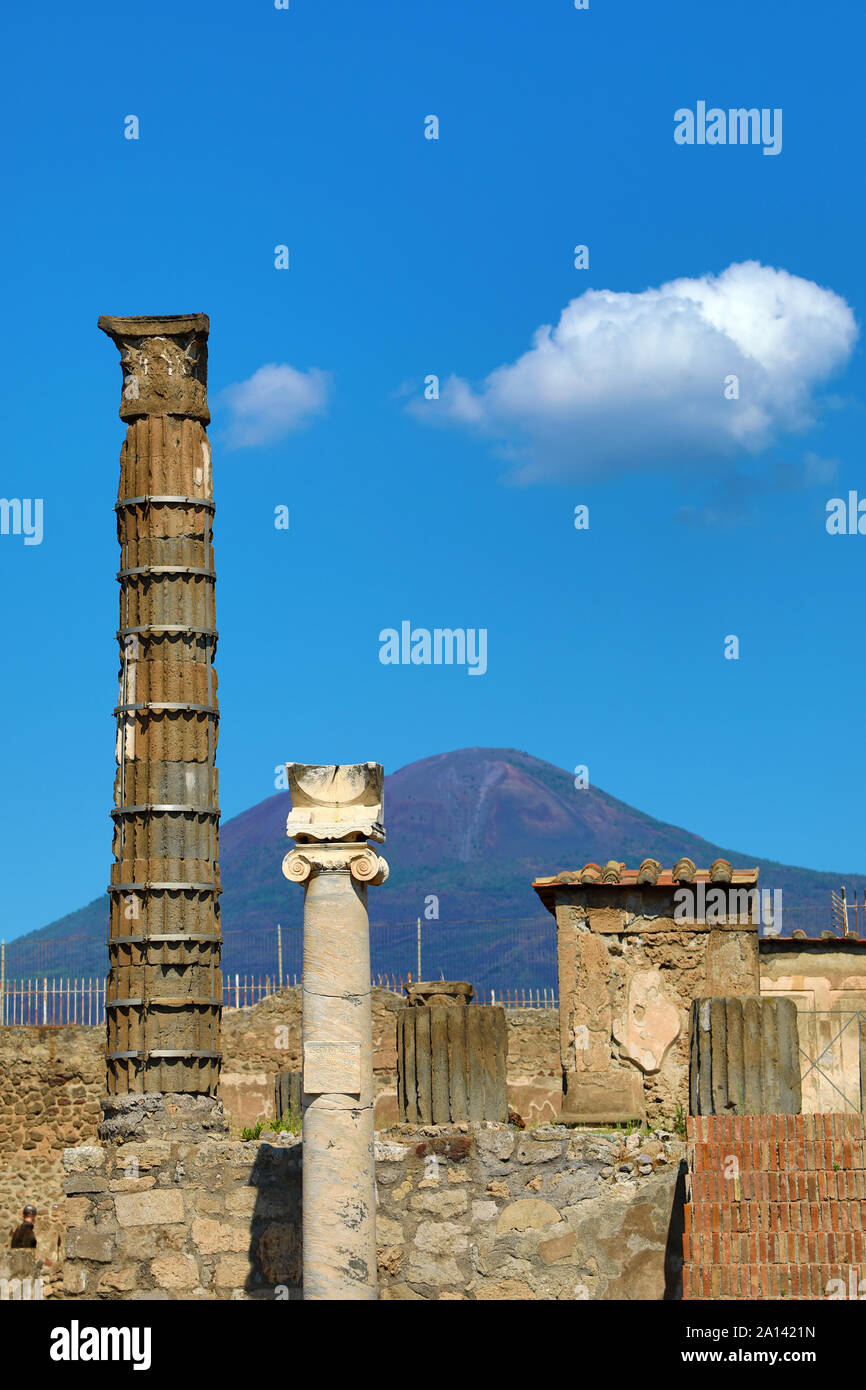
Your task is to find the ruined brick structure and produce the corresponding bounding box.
[534,859,760,1124]
[683,1114,866,1299]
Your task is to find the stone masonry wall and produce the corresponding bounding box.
[1,992,562,1245]
[220,990,561,1126]
[552,886,759,1125]
[759,939,866,1114]
[0,1026,102,1261]
[60,1122,685,1300]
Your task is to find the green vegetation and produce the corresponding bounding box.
[240,1108,302,1141]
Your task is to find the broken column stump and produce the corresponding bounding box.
[689,996,802,1115]
[397,982,508,1124]
[274,1069,302,1119]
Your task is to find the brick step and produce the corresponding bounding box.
[688,1169,866,1202]
[688,1139,865,1171]
[686,1114,865,1143]
[684,1229,866,1264]
[683,1262,866,1300]
[685,1199,864,1234]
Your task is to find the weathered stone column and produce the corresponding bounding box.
[397,982,508,1124]
[98,313,225,1140]
[689,996,801,1115]
[282,763,387,1300]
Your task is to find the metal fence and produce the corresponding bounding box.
[0,966,559,1027]
[0,913,560,1007]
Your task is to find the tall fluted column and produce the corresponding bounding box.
[98,314,225,1137]
[282,763,388,1300]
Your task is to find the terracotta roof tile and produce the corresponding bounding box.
[533,859,759,906]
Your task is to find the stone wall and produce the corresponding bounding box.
[543,881,759,1124]
[759,939,866,1114]
[0,993,562,1245]
[60,1122,685,1300]
[0,1026,102,1259]
[218,986,406,1128]
[504,1009,561,1122]
[0,1245,65,1300]
[220,990,561,1126]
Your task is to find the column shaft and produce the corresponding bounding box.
[100,314,222,1099]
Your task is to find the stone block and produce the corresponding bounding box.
[406,1249,464,1286]
[414,1220,469,1256]
[475,1128,515,1162]
[62,1264,86,1294]
[191,1217,249,1255]
[374,1140,412,1163]
[471,1200,498,1222]
[256,1223,300,1285]
[151,1254,199,1290]
[224,1187,256,1216]
[66,1228,115,1263]
[117,1224,186,1261]
[63,1197,91,1225]
[213,1254,252,1289]
[538,1232,576,1264]
[486,1179,510,1200]
[408,1189,468,1218]
[97,1266,139,1293]
[557,1072,645,1125]
[127,1141,172,1169]
[63,1146,106,1173]
[65,1175,108,1195]
[191,1193,226,1215]
[376,1216,405,1245]
[475,1278,536,1300]
[515,1138,563,1165]
[496,1198,562,1233]
[115,1189,185,1227]
[377,1245,404,1276]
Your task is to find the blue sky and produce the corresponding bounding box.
[1,0,864,940]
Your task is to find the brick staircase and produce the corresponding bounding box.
[682,1113,866,1299]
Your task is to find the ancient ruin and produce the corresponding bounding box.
[282,762,388,1300]
[534,859,760,1124]
[98,314,225,1140]
[397,980,508,1124]
[10,313,866,1308]
[689,995,802,1115]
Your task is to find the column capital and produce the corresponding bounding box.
[98,313,210,423]
[282,844,389,884]
[285,762,385,845]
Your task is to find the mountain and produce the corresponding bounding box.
[7,747,864,992]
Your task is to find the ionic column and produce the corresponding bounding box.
[282,763,388,1300]
[98,313,225,1139]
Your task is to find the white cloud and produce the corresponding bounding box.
[218,364,331,448]
[410,262,857,483]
